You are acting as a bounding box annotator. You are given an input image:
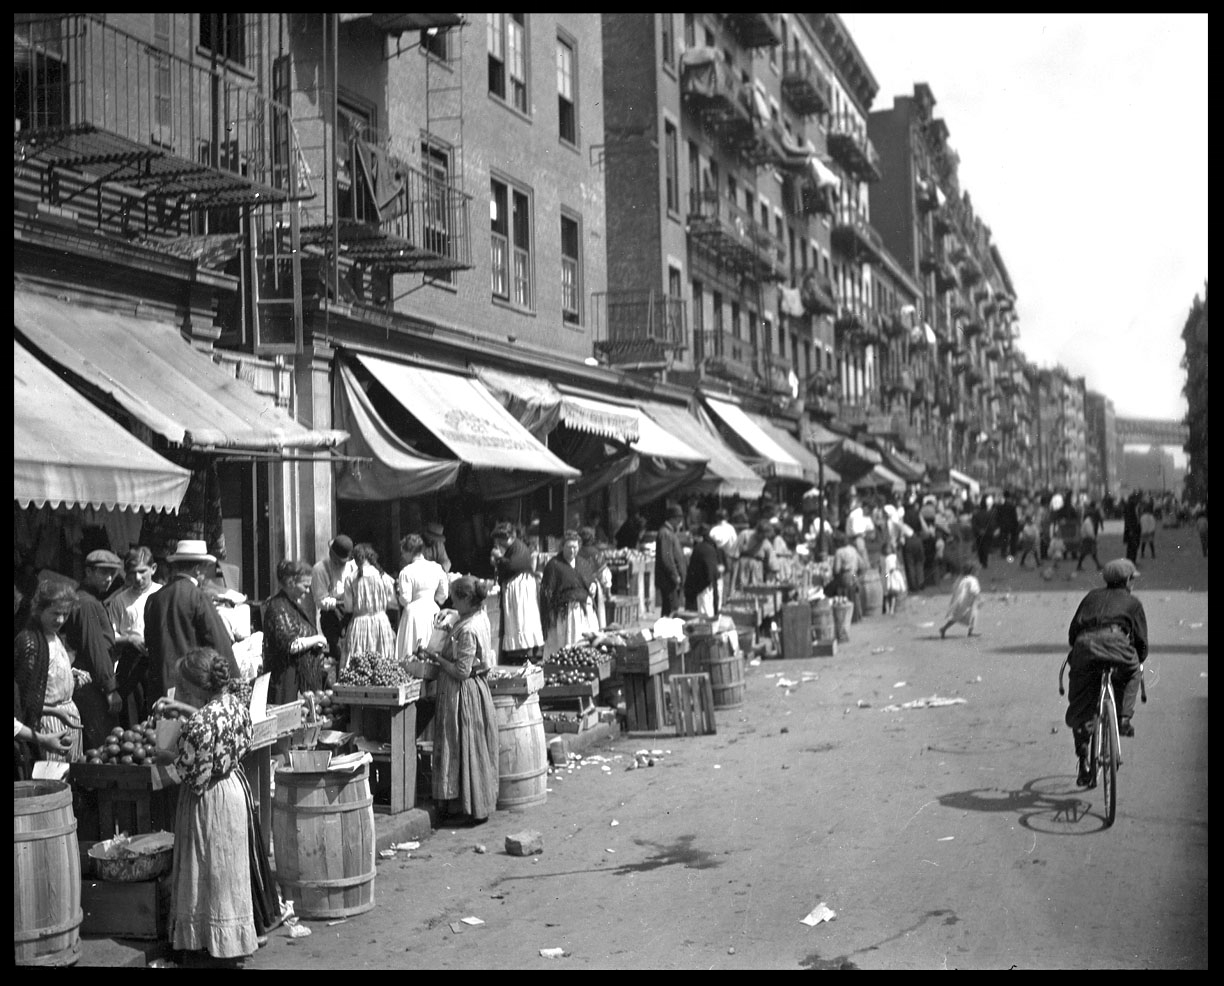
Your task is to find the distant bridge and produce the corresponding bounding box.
[1115,417,1189,446]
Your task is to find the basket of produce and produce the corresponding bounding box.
[87,831,175,883]
[332,651,422,706]
[404,655,440,680]
[543,642,613,682]
[486,663,544,696]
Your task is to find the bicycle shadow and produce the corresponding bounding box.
[936,775,1112,834]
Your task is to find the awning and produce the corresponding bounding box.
[630,401,711,505]
[703,396,803,481]
[555,388,641,444]
[746,414,841,484]
[15,291,348,452]
[355,354,579,477]
[640,403,765,500]
[472,367,640,444]
[632,404,708,463]
[948,468,980,499]
[811,156,842,191]
[15,340,190,513]
[876,446,926,484]
[854,463,907,492]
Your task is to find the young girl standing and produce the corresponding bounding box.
[939,561,982,639]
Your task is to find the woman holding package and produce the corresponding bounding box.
[262,560,329,705]
[153,647,262,961]
[538,530,599,658]
[14,580,84,765]
[431,576,499,824]
[394,533,451,663]
[341,543,397,667]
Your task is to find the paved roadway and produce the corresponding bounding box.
[84,520,1208,969]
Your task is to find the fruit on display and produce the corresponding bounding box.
[84,717,174,766]
[338,650,414,688]
[544,643,609,687]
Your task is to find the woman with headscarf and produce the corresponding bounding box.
[262,559,328,705]
[576,526,610,631]
[341,543,397,668]
[431,576,499,824]
[394,533,450,663]
[683,524,722,617]
[490,522,544,665]
[538,531,598,657]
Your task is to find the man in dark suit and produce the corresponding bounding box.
[143,539,238,703]
[63,549,123,750]
[654,504,688,617]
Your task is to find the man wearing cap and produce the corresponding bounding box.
[654,505,688,617]
[1064,558,1148,787]
[63,550,123,749]
[312,534,358,665]
[143,540,238,703]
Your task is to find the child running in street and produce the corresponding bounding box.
[880,539,906,615]
[940,561,982,639]
[1017,514,1040,569]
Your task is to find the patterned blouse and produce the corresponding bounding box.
[172,691,252,797]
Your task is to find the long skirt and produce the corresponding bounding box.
[396,598,440,663]
[38,700,83,763]
[343,612,395,667]
[543,600,598,658]
[236,766,282,935]
[499,573,544,652]
[432,674,499,819]
[170,771,258,958]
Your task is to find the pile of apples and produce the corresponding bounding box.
[83,712,178,766]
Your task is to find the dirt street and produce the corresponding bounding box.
[81,521,1208,969]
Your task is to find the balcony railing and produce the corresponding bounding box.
[834,302,867,340]
[687,189,783,281]
[826,112,881,182]
[592,290,687,365]
[681,51,754,145]
[721,13,782,49]
[781,48,832,117]
[832,205,886,264]
[800,270,838,317]
[14,13,303,212]
[699,330,759,386]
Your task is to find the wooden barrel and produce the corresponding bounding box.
[812,600,835,642]
[694,637,744,709]
[492,693,548,809]
[860,569,883,617]
[273,763,375,919]
[832,601,853,643]
[14,780,82,967]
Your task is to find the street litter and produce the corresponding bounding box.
[1201,672,1208,678]
[801,673,819,682]
[390,841,420,852]
[800,903,837,927]
[1190,622,1204,629]
[749,658,761,667]
[871,647,895,654]
[880,695,968,712]
[713,764,721,769]
[920,622,935,628]
[327,919,348,927]
[777,677,798,688]
[540,948,568,958]
[287,923,311,939]
[764,672,782,679]
[937,836,955,841]
[610,819,619,826]
[461,916,484,926]
[605,848,616,853]
[449,922,464,934]
[893,681,907,688]
[475,844,488,854]
[378,849,397,859]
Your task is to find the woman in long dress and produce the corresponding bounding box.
[490,522,543,665]
[13,580,84,765]
[431,576,499,823]
[341,543,397,668]
[262,559,328,705]
[154,647,259,960]
[394,533,450,663]
[538,530,599,658]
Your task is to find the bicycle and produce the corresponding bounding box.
[1059,658,1147,827]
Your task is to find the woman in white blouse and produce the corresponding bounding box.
[394,533,450,663]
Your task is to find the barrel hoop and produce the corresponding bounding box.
[277,872,374,890]
[13,908,84,943]
[14,821,77,841]
[14,796,73,817]
[273,796,374,814]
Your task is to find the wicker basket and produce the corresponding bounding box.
[87,833,175,883]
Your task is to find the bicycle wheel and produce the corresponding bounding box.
[1088,710,1102,790]
[1100,694,1118,826]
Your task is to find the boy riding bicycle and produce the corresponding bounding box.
[1064,558,1148,787]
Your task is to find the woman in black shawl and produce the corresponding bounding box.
[538,531,598,658]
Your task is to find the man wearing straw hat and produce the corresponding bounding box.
[143,539,239,706]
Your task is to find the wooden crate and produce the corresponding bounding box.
[623,671,668,732]
[669,673,717,736]
[667,636,693,677]
[80,872,173,940]
[69,762,178,842]
[486,663,544,696]
[251,699,304,748]
[348,701,418,815]
[543,705,599,734]
[542,651,612,682]
[617,638,669,676]
[331,680,420,707]
[605,594,641,628]
[404,658,439,680]
[539,679,600,700]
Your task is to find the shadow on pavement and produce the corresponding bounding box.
[936,776,1112,834]
[986,643,1209,656]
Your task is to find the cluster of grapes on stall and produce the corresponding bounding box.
[338,650,414,687]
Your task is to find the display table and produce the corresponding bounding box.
[333,685,420,815]
[739,582,797,620]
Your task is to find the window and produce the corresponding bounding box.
[557,37,576,145]
[561,213,581,324]
[660,14,674,70]
[668,265,683,300]
[488,14,527,113]
[684,13,696,50]
[731,302,741,339]
[664,121,679,214]
[491,177,532,307]
[422,25,450,62]
[692,280,705,360]
[727,174,737,205]
[687,141,701,212]
[423,140,454,285]
[744,190,754,220]
[712,291,724,333]
[154,14,172,130]
[199,14,245,66]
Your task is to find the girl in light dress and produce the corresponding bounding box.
[394,533,450,663]
[880,539,907,615]
[940,561,982,639]
[341,543,397,667]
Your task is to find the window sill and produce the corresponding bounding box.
[559,137,580,155]
[489,94,533,125]
[492,296,536,318]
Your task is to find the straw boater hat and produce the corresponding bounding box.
[167,539,216,564]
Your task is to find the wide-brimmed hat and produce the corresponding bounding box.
[167,539,216,564]
[329,535,354,560]
[423,522,447,541]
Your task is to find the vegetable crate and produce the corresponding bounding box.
[666,636,692,677]
[251,700,304,749]
[68,762,179,842]
[605,594,641,628]
[486,663,544,696]
[80,871,173,940]
[622,670,668,733]
[542,704,599,734]
[539,679,600,701]
[616,638,669,676]
[331,680,421,707]
[542,652,612,682]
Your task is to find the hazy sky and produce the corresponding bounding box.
[839,13,1207,422]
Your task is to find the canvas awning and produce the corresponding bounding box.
[746,413,841,484]
[703,396,804,481]
[554,389,641,444]
[472,367,640,444]
[639,403,765,500]
[876,446,926,484]
[14,291,348,452]
[15,340,190,513]
[854,463,907,492]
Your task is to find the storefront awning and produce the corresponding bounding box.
[703,396,804,481]
[15,340,190,512]
[948,468,981,500]
[354,354,580,477]
[746,413,841,484]
[472,367,640,444]
[876,446,926,484]
[854,463,907,492]
[554,389,641,444]
[633,404,708,463]
[640,403,765,500]
[14,292,347,452]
